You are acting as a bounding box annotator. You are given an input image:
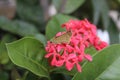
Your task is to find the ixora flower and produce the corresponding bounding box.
[45,19,108,72]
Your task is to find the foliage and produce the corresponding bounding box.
[6,37,49,79]
[0,0,120,80]
[72,44,120,80]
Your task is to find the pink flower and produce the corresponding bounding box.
[65,54,77,71]
[45,19,108,72]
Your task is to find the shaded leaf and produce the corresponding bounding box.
[11,68,21,80]
[6,37,49,78]
[108,19,119,44]
[24,72,42,80]
[50,73,65,80]
[53,0,85,14]
[63,74,72,80]
[92,0,109,29]
[0,71,9,80]
[0,34,16,64]
[17,1,44,31]
[52,0,62,11]
[0,17,39,36]
[17,0,38,6]
[63,0,85,14]
[13,20,39,36]
[51,66,77,76]
[72,44,120,80]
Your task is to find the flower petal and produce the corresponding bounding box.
[84,54,92,61]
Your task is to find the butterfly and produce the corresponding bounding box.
[50,31,72,44]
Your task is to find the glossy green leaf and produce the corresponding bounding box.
[92,0,109,29]
[46,14,75,40]
[72,44,120,80]
[6,37,49,78]
[0,17,39,36]
[108,19,119,44]
[53,0,85,14]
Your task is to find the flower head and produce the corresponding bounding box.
[45,19,108,72]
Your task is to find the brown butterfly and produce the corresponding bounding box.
[50,31,72,44]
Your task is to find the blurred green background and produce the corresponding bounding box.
[0,0,120,80]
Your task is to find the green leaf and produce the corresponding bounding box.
[0,17,39,36]
[63,0,85,14]
[0,71,9,80]
[53,0,85,14]
[85,47,97,55]
[24,72,42,80]
[0,34,16,64]
[108,19,119,44]
[17,1,44,31]
[33,34,47,46]
[26,33,47,47]
[72,44,120,80]
[13,20,39,36]
[6,37,49,78]
[118,0,120,3]
[51,66,77,76]
[52,0,62,11]
[92,0,109,29]
[46,14,76,40]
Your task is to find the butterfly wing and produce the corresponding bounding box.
[50,32,72,44]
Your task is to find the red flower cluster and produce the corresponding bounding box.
[45,19,108,72]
